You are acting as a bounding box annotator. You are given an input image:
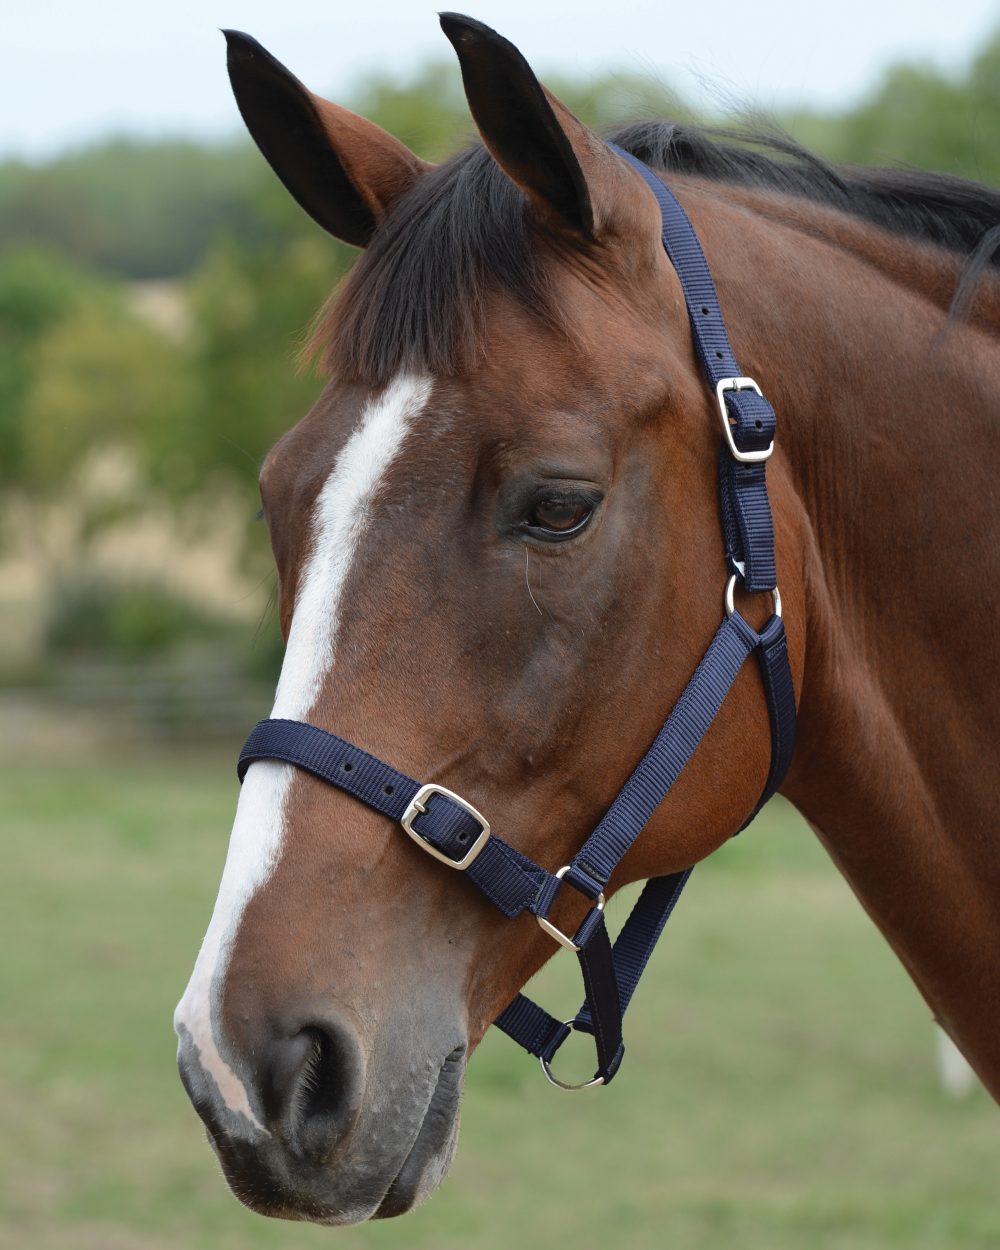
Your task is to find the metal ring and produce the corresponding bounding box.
[724,574,781,620]
[539,1020,606,1091]
[535,866,607,952]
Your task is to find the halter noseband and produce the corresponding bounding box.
[237,147,796,1091]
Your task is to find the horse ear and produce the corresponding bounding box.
[439,13,618,238]
[223,30,432,247]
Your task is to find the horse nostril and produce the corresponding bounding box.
[260,1012,364,1160]
[293,1030,341,1131]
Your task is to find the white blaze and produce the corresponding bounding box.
[174,374,432,1128]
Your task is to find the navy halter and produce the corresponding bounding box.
[237,147,797,1090]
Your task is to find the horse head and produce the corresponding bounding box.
[174,13,798,1224]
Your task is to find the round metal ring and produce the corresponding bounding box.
[539,1020,606,1091]
[724,574,781,620]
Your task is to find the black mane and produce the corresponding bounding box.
[317,120,1000,384]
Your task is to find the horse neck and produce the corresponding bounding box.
[682,179,1000,1090]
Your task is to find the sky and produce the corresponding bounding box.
[5,0,1000,159]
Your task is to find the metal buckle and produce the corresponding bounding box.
[400,783,490,870]
[715,377,774,463]
[540,1019,606,1091]
[536,865,606,952]
[724,573,781,620]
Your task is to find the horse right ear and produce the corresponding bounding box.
[224,31,432,247]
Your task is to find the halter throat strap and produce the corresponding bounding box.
[236,147,796,1090]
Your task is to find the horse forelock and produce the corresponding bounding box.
[309,145,558,386]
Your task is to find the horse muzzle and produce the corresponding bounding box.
[175,1002,466,1223]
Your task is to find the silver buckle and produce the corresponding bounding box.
[400,783,490,870]
[715,377,774,463]
[536,865,606,952]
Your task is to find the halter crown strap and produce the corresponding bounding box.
[236,146,796,1091]
[609,144,779,593]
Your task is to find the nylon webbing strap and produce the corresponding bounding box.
[572,611,761,885]
[609,143,778,593]
[494,609,772,1080]
[235,145,797,1092]
[239,719,548,918]
[737,614,798,831]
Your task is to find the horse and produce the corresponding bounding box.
[174,12,1000,1226]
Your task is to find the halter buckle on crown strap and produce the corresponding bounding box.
[715,377,774,463]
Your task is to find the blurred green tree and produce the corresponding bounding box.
[787,31,1000,184]
[0,140,271,279]
[174,233,347,501]
[0,247,99,488]
[20,287,192,493]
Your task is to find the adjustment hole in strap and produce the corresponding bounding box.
[700,305,710,315]
[714,350,723,359]
[382,783,394,796]
[457,831,469,844]
[341,761,353,773]
[755,419,763,429]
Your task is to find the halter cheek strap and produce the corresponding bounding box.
[237,148,796,1091]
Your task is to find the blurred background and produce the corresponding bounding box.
[2,3,998,1248]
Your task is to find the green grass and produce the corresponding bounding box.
[1,757,997,1250]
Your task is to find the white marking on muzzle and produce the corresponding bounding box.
[174,374,432,1129]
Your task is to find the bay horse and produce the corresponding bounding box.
[175,12,1000,1225]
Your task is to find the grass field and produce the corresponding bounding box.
[2,756,997,1250]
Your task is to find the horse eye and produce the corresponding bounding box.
[526,497,593,537]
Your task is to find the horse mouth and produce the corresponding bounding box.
[373,1043,467,1219]
[201,1040,468,1226]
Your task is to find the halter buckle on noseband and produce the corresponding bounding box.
[400,782,491,869]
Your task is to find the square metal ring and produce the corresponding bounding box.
[536,865,606,952]
[400,782,491,870]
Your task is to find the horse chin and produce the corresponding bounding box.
[208,1043,466,1227]
[372,1043,465,1219]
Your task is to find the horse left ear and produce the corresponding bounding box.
[440,12,622,238]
